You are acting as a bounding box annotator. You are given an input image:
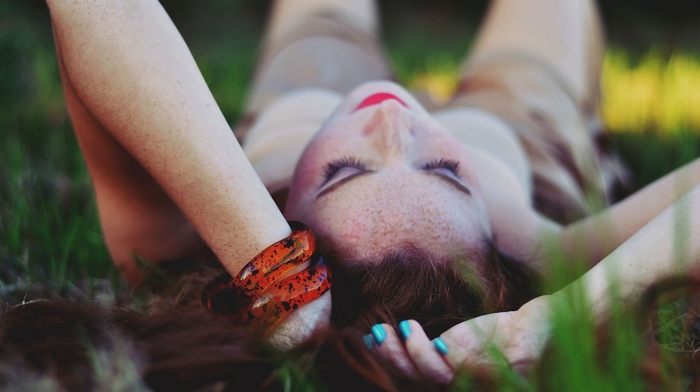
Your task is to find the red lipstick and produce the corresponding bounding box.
[354,92,407,111]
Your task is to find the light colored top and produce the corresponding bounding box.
[242,87,533,199]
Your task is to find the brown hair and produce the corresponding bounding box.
[0,245,536,391]
[328,242,537,338]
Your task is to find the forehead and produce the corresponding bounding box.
[305,171,490,260]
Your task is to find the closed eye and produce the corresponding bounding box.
[322,156,367,184]
[315,157,470,199]
[422,158,470,195]
[422,158,460,175]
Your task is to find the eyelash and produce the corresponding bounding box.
[322,156,460,181]
[323,156,366,181]
[423,158,460,175]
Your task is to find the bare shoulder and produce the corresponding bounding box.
[465,145,563,272]
[493,205,563,274]
[434,107,532,196]
[434,106,563,273]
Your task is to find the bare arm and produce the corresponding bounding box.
[47,0,290,279]
[555,182,700,319]
[536,158,700,273]
[429,183,700,376]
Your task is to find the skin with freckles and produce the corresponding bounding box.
[285,80,533,268]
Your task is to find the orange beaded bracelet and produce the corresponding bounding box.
[202,221,332,332]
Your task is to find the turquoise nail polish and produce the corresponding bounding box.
[363,334,374,350]
[434,338,449,355]
[371,324,387,345]
[398,320,412,340]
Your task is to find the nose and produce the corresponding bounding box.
[363,101,413,157]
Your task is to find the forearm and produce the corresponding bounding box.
[553,183,700,322]
[561,158,700,267]
[48,0,290,274]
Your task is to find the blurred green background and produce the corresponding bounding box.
[1,0,700,287]
[2,1,700,390]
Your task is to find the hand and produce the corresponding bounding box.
[369,295,561,384]
[439,294,556,374]
[265,291,332,350]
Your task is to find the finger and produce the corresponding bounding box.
[367,323,417,377]
[400,320,454,385]
[439,314,502,369]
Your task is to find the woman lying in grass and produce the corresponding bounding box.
[5,0,700,389]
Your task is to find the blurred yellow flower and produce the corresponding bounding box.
[602,49,700,133]
[409,48,700,133]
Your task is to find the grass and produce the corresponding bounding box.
[2,1,700,390]
[0,6,114,296]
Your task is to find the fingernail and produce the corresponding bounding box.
[371,324,387,345]
[398,320,412,340]
[363,334,374,350]
[434,338,449,355]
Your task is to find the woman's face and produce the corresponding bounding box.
[285,81,492,264]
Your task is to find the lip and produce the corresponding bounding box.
[354,92,408,112]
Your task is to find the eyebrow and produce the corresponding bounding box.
[315,170,472,199]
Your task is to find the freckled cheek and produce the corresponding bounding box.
[346,220,365,242]
[308,202,368,249]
